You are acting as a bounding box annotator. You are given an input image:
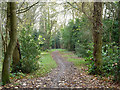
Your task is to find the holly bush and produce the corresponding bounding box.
[19,25,43,73]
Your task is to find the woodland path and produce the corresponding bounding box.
[2,51,120,89]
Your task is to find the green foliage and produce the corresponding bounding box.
[49,49,66,52]
[103,19,119,44]
[75,43,88,57]
[33,51,57,77]
[102,43,119,76]
[59,49,89,68]
[10,72,25,79]
[61,16,119,82]
[113,58,120,82]
[61,19,80,51]
[86,42,119,78]
[75,18,92,57]
[19,25,43,73]
[61,17,92,56]
[85,43,96,74]
[102,18,119,82]
[51,31,61,49]
[68,58,88,67]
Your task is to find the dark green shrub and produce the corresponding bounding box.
[10,72,25,79]
[75,43,88,57]
[86,42,119,79]
[113,58,120,82]
[102,43,119,76]
[85,43,95,74]
[18,25,42,73]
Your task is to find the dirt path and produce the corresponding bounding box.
[50,51,67,87]
[2,51,120,89]
[48,51,76,87]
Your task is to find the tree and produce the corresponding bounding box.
[92,2,103,74]
[38,3,57,50]
[11,2,39,73]
[2,2,17,85]
[66,2,103,74]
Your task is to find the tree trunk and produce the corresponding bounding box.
[47,6,50,49]
[12,40,21,72]
[2,2,17,85]
[93,2,102,74]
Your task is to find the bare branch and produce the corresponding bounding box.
[16,2,39,14]
[81,2,94,23]
[67,2,79,11]
[18,2,25,11]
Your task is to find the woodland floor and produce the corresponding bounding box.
[1,51,120,89]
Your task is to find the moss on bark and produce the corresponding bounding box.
[93,2,103,75]
[2,2,17,85]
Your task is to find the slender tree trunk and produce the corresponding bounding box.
[2,2,17,85]
[93,2,102,74]
[46,6,50,49]
[72,9,75,23]
[104,4,107,20]
[109,32,112,43]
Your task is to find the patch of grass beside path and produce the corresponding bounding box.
[10,50,57,81]
[67,58,88,67]
[49,49,66,52]
[32,51,57,77]
[59,49,89,68]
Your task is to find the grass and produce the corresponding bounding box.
[10,49,87,80]
[67,58,88,67]
[59,49,89,68]
[49,49,88,68]
[10,50,57,80]
[32,51,57,77]
[49,49,66,52]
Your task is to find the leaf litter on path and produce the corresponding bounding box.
[1,51,120,89]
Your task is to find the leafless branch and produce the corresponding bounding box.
[67,2,79,11]
[18,2,25,11]
[81,2,94,23]
[16,2,39,14]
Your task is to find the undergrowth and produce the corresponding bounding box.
[10,50,57,80]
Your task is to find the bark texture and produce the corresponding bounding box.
[93,2,102,74]
[2,2,17,85]
[12,40,21,72]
